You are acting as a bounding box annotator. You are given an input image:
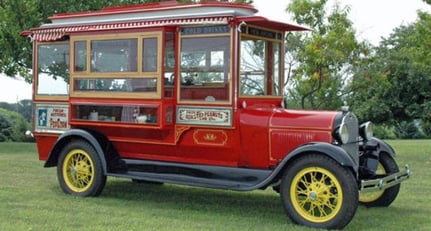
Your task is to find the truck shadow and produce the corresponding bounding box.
[102,178,288,222]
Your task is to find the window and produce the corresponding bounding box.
[91,39,138,72]
[70,32,162,99]
[36,43,70,97]
[164,32,175,98]
[74,41,87,72]
[179,33,230,102]
[239,29,283,97]
[143,37,158,72]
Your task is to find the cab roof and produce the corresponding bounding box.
[21,1,308,42]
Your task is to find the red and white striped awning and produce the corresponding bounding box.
[30,16,230,42]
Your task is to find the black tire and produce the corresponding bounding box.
[280,154,358,229]
[57,140,106,197]
[359,153,401,207]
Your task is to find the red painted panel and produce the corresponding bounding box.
[34,134,59,160]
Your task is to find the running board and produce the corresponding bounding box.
[360,165,410,191]
[107,159,272,191]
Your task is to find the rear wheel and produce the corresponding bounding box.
[57,140,106,197]
[280,154,358,229]
[359,153,400,206]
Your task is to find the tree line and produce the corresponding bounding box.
[0,101,33,142]
[1,0,431,139]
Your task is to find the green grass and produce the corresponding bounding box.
[0,140,429,231]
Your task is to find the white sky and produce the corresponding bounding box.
[1,0,430,103]
[253,0,431,45]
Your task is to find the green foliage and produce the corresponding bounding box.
[285,0,367,110]
[373,125,396,140]
[0,0,40,81]
[349,13,431,126]
[0,108,31,142]
[394,121,425,139]
[0,100,33,122]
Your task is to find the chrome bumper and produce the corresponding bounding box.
[360,165,410,191]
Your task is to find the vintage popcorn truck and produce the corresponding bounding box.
[22,1,409,229]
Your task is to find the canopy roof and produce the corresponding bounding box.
[21,1,308,42]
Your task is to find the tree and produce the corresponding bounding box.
[284,0,366,110]
[0,108,31,142]
[0,100,33,122]
[349,12,431,129]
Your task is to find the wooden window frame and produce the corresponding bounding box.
[70,32,163,99]
[178,27,233,105]
[238,25,285,98]
[34,41,70,101]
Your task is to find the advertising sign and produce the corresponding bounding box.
[177,106,232,126]
[35,104,69,133]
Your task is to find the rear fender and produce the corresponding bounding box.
[44,129,107,174]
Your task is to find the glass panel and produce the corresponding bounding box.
[142,37,158,72]
[74,41,87,72]
[180,36,230,101]
[240,39,265,95]
[164,32,175,98]
[272,42,281,96]
[73,104,158,124]
[74,78,157,93]
[90,39,137,72]
[37,43,70,95]
[240,38,282,96]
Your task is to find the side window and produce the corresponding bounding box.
[90,39,138,72]
[240,36,282,97]
[70,33,162,98]
[179,34,230,102]
[164,32,175,98]
[143,37,158,73]
[36,43,70,96]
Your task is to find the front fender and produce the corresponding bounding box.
[281,142,357,168]
[249,142,358,190]
[367,137,396,157]
[44,129,107,174]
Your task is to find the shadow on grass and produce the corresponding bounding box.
[101,178,288,222]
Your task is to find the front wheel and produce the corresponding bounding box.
[57,140,106,197]
[359,153,400,206]
[280,154,358,229]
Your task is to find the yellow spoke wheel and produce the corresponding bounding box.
[290,167,343,223]
[57,140,106,197]
[62,149,95,193]
[281,154,358,229]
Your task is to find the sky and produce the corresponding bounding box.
[1,0,431,103]
[254,0,431,45]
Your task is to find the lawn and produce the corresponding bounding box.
[0,140,429,231]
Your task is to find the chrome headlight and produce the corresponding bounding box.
[335,123,350,144]
[359,121,373,140]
